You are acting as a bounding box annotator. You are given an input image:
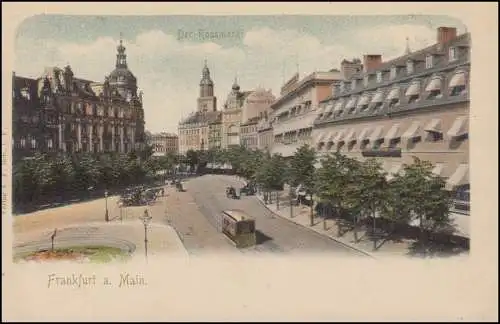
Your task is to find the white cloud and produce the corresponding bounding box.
[352,24,437,60]
[14,23,437,133]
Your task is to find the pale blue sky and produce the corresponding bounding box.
[15,14,466,133]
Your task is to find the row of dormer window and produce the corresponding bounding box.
[339,46,467,94]
[319,69,467,121]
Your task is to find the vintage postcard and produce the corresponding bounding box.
[2,2,498,322]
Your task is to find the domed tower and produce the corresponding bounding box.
[108,35,138,98]
[231,76,240,92]
[197,60,217,112]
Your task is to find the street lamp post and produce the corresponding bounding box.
[118,201,123,222]
[309,192,314,227]
[104,190,109,222]
[140,209,153,262]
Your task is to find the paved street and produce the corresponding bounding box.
[177,174,366,256]
[13,175,367,258]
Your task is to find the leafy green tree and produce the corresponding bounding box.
[13,158,37,205]
[185,149,199,171]
[287,144,316,222]
[351,158,389,250]
[256,153,286,209]
[389,157,453,252]
[52,155,76,197]
[239,149,264,182]
[314,152,361,236]
[74,153,102,193]
[31,153,58,201]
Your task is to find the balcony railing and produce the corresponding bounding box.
[361,147,402,157]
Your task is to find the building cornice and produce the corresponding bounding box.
[271,74,339,109]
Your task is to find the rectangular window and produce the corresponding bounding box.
[390,67,397,80]
[426,132,443,142]
[388,138,400,149]
[408,94,419,104]
[450,85,467,96]
[20,88,31,100]
[372,139,384,150]
[407,61,414,74]
[425,55,433,69]
[449,47,458,61]
[427,90,442,100]
[388,98,399,108]
[372,102,384,111]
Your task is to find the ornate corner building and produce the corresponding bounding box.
[12,37,146,160]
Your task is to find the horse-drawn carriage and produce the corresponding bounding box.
[119,187,161,206]
[239,182,256,196]
[225,186,240,199]
[174,180,184,192]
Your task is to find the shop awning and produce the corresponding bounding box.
[386,87,400,101]
[333,100,345,112]
[425,77,442,92]
[445,163,469,190]
[357,127,372,142]
[334,129,346,143]
[431,163,446,177]
[324,131,337,143]
[449,71,466,88]
[447,116,468,137]
[357,95,371,108]
[401,121,421,141]
[369,125,385,142]
[343,129,357,143]
[323,102,335,114]
[345,97,357,110]
[371,91,385,104]
[315,132,327,144]
[424,118,442,133]
[385,123,401,140]
[405,81,421,96]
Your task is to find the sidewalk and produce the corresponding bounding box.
[254,191,415,259]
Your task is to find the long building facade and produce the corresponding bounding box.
[312,26,470,226]
[270,71,343,157]
[12,37,146,160]
[148,132,179,156]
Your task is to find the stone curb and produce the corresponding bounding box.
[253,195,377,259]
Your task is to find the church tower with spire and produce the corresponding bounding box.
[197,60,217,113]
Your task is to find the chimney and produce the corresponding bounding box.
[341,59,363,80]
[331,81,340,97]
[363,55,383,73]
[437,27,457,44]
